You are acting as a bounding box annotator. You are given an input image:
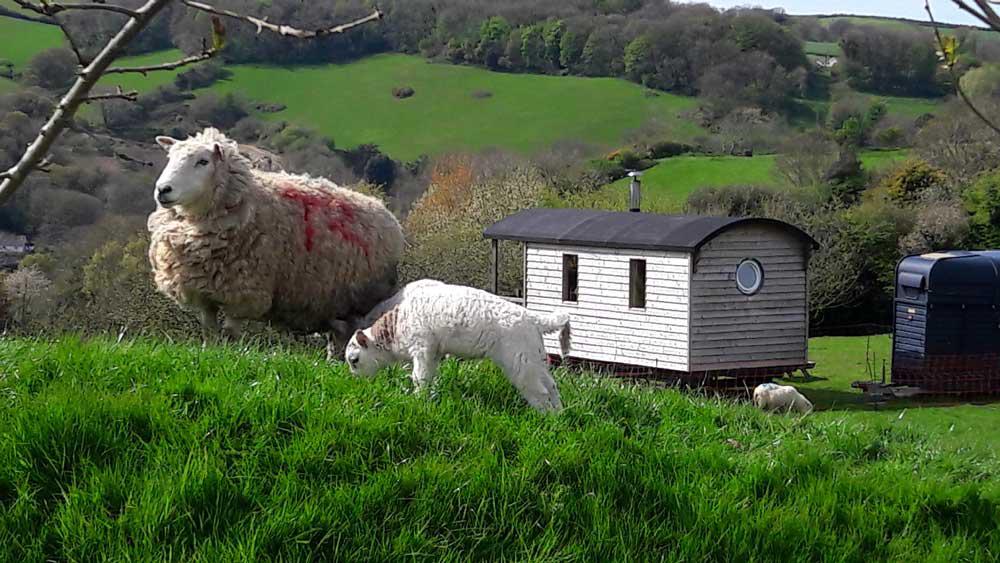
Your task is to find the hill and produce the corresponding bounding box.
[0,336,996,560]
[602,150,910,210]
[207,54,702,161]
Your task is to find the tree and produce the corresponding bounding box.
[559,30,585,71]
[623,36,653,83]
[542,20,565,70]
[839,26,941,96]
[521,25,546,71]
[3,265,54,329]
[0,0,382,204]
[25,48,78,91]
[476,16,511,69]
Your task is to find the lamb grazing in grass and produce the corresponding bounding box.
[327,278,445,361]
[147,127,405,341]
[343,281,569,413]
[753,383,813,415]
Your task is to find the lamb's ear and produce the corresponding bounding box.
[155,136,177,150]
[212,143,224,162]
[354,330,370,349]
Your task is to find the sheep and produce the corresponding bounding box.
[753,383,813,414]
[344,281,569,412]
[327,279,445,361]
[147,127,405,342]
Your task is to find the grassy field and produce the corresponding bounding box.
[205,54,701,161]
[602,150,910,210]
[804,40,841,57]
[0,14,62,72]
[98,51,702,161]
[791,335,1000,455]
[0,335,997,560]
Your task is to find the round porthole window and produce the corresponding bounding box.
[736,259,763,295]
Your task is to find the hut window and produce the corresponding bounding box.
[629,259,646,308]
[736,259,763,295]
[562,254,578,302]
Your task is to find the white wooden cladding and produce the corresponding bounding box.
[689,223,809,371]
[524,244,691,371]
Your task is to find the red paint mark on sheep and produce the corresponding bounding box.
[281,188,370,257]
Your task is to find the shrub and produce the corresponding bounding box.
[963,170,1000,248]
[188,93,249,129]
[898,200,969,255]
[471,90,493,99]
[25,48,77,91]
[879,160,947,202]
[3,265,54,330]
[392,86,415,99]
[402,155,548,293]
[173,63,231,91]
[585,158,626,183]
[647,141,692,159]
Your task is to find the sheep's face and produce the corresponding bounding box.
[345,330,384,377]
[154,136,223,210]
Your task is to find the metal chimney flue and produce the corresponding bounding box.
[627,171,642,212]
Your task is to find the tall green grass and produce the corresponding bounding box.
[0,336,997,560]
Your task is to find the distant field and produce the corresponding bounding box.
[602,150,909,211]
[804,40,841,57]
[790,335,1000,456]
[93,51,704,160]
[97,49,188,92]
[0,14,61,71]
[203,54,702,161]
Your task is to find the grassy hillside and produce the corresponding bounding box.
[796,335,1000,454]
[604,150,910,210]
[804,40,841,57]
[0,336,996,560]
[0,14,61,72]
[95,50,702,161]
[208,54,702,161]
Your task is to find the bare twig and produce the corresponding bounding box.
[0,0,384,202]
[929,1,1000,136]
[114,151,155,167]
[105,47,217,75]
[0,0,173,204]
[12,0,140,19]
[83,86,140,103]
[181,0,382,38]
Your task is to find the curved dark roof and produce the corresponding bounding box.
[484,209,818,252]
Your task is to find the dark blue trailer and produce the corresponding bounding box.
[892,251,1000,394]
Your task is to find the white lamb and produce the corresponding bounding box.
[344,281,570,412]
[147,127,405,342]
[753,383,813,414]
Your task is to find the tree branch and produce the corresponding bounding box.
[12,0,140,19]
[930,1,1000,136]
[83,86,139,103]
[181,0,382,38]
[0,0,174,205]
[104,46,217,75]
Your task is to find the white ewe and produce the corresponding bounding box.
[344,281,569,412]
[147,127,404,340]
[753,383,813,414]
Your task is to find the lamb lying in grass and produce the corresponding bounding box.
[753,383,813,414]
[343,281,569,412]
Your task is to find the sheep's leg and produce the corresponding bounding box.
[221,316,245,342]
[409,347,439,397]
[196,303,221,345]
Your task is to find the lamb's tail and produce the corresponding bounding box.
[530,311,572,358]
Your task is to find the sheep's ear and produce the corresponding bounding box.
[212,143,224,162]
[155,136,177,150]
[355,330,370,349]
